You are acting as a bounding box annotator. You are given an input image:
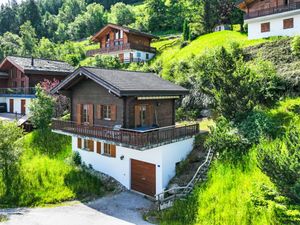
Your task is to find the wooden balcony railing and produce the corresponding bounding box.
[86,43,156,57]
[0,87,36,96]
[245,3,300,19]
[52,119,199,150]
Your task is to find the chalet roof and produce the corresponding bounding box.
[91,23,159,42]
[51,67,188,97]
[0,56,74,75]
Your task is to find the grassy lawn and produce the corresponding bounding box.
[0,130,107,208]
[152,31,270,78]
[177,118,215,133]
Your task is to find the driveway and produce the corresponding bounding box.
[0,192,154,225]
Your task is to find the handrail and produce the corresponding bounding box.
[156,148,213,199]
[52,119,199,150]
[0,87,36,95]
[245,2,300,19]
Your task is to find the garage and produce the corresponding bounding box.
[131,159,156,196]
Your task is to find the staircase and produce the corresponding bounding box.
[156,148,214,210]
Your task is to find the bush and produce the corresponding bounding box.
[291,36,300,56]
[205,117,251,162]
[238,110,276,144]
[72,152,82,166]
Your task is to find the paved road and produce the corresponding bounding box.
[0,192,154,225]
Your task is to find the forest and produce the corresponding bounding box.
[0,0,243,62]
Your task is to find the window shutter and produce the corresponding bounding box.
[88,104,94,126]
[96,105,102,119]
[111,105,117,121]
[88,140,94,152]
[76,104,82,125]
[147,105,154,126]
[96,142,101,154]
[135,105,140,127]
[110,144,116,158]
[77,138,82,149]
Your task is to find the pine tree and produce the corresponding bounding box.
[183,19,190,41]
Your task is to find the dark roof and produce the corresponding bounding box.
[51,67,188,97]
[0,56,74,75]
[92,23,159,42]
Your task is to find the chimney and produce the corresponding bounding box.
[31,56,34,66]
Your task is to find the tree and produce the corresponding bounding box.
[68,3,106,40]
[29,84,55,130]
[0,121,23,196]
[0,32,21,60]
[0,3,19,35]
[18,0,42,36]
[36,37,56,59]
[145,0,167,32]
[182,19,190,41]
[57,0,86,24]
[108,2,135,26]
[19,21,37,56]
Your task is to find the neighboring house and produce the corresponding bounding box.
[0,56,74,115]
[237,0,300,39]
[214,24,231,32]
[86,24,158,63]
[51,67,199,197]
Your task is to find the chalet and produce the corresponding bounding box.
[51,67,199,197]
[237,0,300,39]
[86,24,158,63]
[0,56,74,115]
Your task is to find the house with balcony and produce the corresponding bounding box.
[51,67,198,197]
[0,56,74,115]
[86,24,158,63]
[237,0,300,39]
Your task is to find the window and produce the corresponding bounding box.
[146,53,149,60]
[283,18,294,29]
[137,52,141,58]
[102,105,112,120]
[284,0,289,5]
[261,22,270,33]
[82,104,89,123]
[21,81,25,88]
[103,143,116,157]
[82,139,94,152]
[139,105,147,127]
[83,139,89,149]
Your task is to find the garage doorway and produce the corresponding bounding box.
[131,159,156,196]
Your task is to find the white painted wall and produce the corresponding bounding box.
[5,97,32,114]
[71,136,194,195]
[107,50,155,63]
[246,10,300,39]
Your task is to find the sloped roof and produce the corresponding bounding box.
[0,56,74,75]
[92,23,159,42]
[51,67,188,97]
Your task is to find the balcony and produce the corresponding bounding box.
[52,119,199,150]
[245,3,300,19]
[86,43,157,57]
[0,87,36,96]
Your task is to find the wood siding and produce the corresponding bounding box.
[29,74,65,88]
[131,159,156,196]
[71,79,124,127]
[246,0,300,13]
[125,98,175,129]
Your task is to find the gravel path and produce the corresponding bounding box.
[0,192,154,225]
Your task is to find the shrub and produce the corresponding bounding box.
[72,152,82,166]
[238,110,276,144]
[93,55,121,69]
[205,117,251,162]
[291,36,300,56]
[257,119,300,203]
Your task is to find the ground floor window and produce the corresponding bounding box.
[283,18,294,29]
[261,22,270,33]
[103,143,116,157]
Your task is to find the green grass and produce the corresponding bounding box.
[160,150,291,225]
[0,130,106,207]
[152,31,269,78]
